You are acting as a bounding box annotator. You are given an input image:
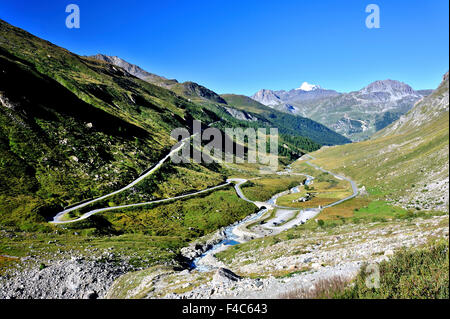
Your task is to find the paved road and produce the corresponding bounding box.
[227,178,250,201]
[52,182,230,224]
[51,135,195,223]
[228,154,359,240]
[301,154,359,208]
[51,141,358,229]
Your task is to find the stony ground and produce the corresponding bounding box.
[0,251,133,299]
[1,214,447,299]
[115,214,448,299]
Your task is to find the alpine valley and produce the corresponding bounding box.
[0,18,448,300]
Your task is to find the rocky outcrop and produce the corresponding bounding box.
[251,87,340,106]
[212,268,241,285]
[251,89,283,106]
[89,54,178,87]
[223,106,257,121]
[180,228,227,262]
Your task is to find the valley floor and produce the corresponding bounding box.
[106,213,448,299]
[1,140,448,299]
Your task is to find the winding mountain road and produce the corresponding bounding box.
[50,141,358,232]
[51,182,231,224]
[51,135,194,223]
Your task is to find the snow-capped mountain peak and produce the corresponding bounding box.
[296,82,321,91]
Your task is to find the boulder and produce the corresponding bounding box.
[85,290,98,299]
[212,268,241,285]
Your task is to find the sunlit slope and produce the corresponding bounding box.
[0,19,225,230]
[306,72,449,211]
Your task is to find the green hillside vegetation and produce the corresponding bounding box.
[0,18,335,263]
[338,240,449,299]
[276,172,353,209]
[0,184,258,268]
[0,19,232,232]
[277,240,449,299]
[240,175,307,202]
[91,186,257,238]
[0,20,270,229]
[221,94,274,114]
[3,17,446,291]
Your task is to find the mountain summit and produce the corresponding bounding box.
[296,82,321,91]
[360,79,418,99]
[89,54,178,88]
[251,85,339,110]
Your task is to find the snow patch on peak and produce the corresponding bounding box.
[296,82,321,91]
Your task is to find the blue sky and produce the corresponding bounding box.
[1,0,448,95]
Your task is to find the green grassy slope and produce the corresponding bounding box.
[0,19,265,266]
[0,18,328,235]
[0,19,227,231]
[338,240,449,299]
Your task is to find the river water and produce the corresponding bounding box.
[191,171,314,271]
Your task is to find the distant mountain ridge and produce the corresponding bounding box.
[360,79,416,97]
[89,54,350,146]
[252,85,340,107]
[310,71,449,211]
[251,79,430,141]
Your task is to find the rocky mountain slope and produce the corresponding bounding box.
[308,72,449,211]
[252,80,429,141]
[376,73,449,137]
[89,54,178,88]
[252,84,340,107]
[90,54,227,104]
